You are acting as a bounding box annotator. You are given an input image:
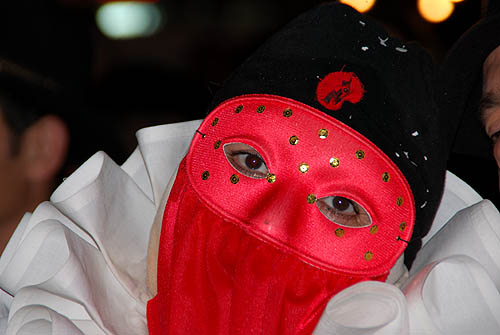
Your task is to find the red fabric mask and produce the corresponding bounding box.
[147,95,414,334]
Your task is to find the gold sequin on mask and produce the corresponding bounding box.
[214,140,222,149]
[266,173,276,183]
[299,163,309,173]
[307,194,317,204]
[382,172,390,182]
[230,174,239,184]
[257,105,265,113]
[356,150,365,159]
[283,108,292,117]
[329,157,340,168]
[396,197,404,206]
[212,118,219,126]
[201,171,210,180]
[289,136,299,145]
[318,128,329,139]
[335,228,344,237]
[364,251,373,261]
[235,105,243,113]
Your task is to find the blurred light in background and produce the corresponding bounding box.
[96,1,163,39]
[339,0,376,13]
[418,0,455,23]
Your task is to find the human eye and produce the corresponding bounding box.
[491,129,500,144]
[223,142,269,179]
[316,196,372,228]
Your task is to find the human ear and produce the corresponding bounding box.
[19,114,69,182]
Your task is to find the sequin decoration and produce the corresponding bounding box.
[230,174,239,184]
[396,196,404,206]
[212,118,219,126]
[299,163,309,173]
[214,140,221,149]
[289,135,299,145]
[399,222,407,232]
[364,251,373,261]
[335,228,344,237]
[201,171,210,180]
[266,173,276,183]
[382,172,390,182]
[283,108,293,117]
[307,194,317,204]
[257,105,265,113]
[329,157,340,168]
[356,150,365,159]
[369,225,378,235]
[235,105,243,113]
[318,128,329,139]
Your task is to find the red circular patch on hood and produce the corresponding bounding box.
[316,70,365,110]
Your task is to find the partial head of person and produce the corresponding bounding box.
[0,58,69,252]
[146,3,447,333]
[440,0,500,192]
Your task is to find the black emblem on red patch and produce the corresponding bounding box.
[316,68,365,111]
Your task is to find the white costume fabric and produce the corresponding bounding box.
[0,121,498,334]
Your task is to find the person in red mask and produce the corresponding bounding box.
[146,3,446,334]
[0,3,449,334]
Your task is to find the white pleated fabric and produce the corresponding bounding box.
[0,120,499,335]
[314,281,409,335]
[0,120,201,335]
[316,172,500,335]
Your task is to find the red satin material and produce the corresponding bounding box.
[148,161,387,334]
[188,95,414,276]
[147,95,413,333]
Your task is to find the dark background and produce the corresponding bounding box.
[2,0,497,204]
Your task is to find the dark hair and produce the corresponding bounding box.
[0,58,63,154]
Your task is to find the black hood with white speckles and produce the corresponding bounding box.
[210,2,447,268]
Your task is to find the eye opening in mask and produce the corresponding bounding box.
[223,142,269,179]
[316,195,372,228]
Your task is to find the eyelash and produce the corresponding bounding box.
[223,143,269,179]
[316,196,372,228]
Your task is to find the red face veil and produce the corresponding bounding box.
[147,95,415,334]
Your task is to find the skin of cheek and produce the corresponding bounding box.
[146,167,180,298]
[494,143,500,191]
[482,45,500,190]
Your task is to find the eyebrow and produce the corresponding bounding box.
[479,92,500,126]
